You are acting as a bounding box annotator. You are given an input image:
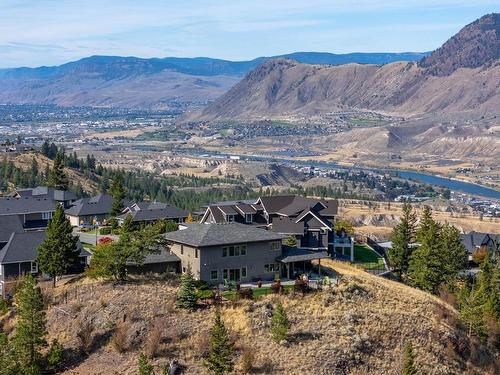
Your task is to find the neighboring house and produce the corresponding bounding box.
[200,195,342,253]
[461,231,500,257]
[0,196,56,230]
[0,231,90,297]
[0,215,24,248]
[164,222,327,284]
[10,186,77,208]
[65,193,117,227]
[117,201,188,226]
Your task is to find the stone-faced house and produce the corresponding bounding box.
[164,223,286,284]
[0,231,90,297]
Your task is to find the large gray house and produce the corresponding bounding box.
[0,196,57,230]
[117,201,189,227]
[164,222,329,284]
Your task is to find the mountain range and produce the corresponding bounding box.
[0,51,428,108]
[197,13,500,120]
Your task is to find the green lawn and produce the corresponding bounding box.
[354,244,386,270]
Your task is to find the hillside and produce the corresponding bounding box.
[10,261,493,374]
[197,13,500,120]
[0,53,427,109]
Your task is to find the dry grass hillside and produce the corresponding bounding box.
[8,152,98,193]
[2,262,495,374]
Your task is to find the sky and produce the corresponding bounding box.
[0,0,499,68]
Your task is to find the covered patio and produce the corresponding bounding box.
[276,247,331,280]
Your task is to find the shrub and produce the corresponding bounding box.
[293,279,309,296]
[238,288,253,300]
[112,322,129,353]
[271,301,289,343]
[144,327,162,359]
[271,280,282,294]
[98,236,113,245]
[99,227,112,235]
[0,298,9,315]
[46,339,64,369]
[76,319,95,354]
[138,352,154,375]
[240,346,255,373]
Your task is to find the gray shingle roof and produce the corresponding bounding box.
[128,249,180,265]
[276,247,330,263]
[0,197,56,215]
[65,194,114,216]
[12,186,77,202]
[117,206,188,222]
[0,215,24,243]
[271,217,305,235]
[164,223,285,247]
[0,231,90,263]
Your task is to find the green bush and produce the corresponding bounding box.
[0,298,9,314]
[99,227,112,235]
[47,339,64,369]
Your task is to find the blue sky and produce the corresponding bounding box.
[0,0,498,68]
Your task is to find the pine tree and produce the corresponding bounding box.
[37,204,79,287]
[459,281,488,340]
[416,205,434,243]
[48,152,69,191]
[121,213,134,234]
[407,219,443,293]
[137,352,154,375]
[176,266,197,309]
[0,331,18,375]
[440,224,468,284]
[13,275,47,375]
[271,301,289,343]
[402,342,416,375]
[110,175,125,217]
[204,308,234,375]
[388,203,416,276]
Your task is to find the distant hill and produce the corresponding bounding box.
[0,52,428,109]
[196,13,500,120]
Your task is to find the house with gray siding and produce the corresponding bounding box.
[0,231,90,297]
[164,223,286,284]
[0,196,57,230]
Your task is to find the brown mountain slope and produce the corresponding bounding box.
[196,14,500,120]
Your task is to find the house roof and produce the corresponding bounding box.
[218,205,239,215]
[0,231,90,264]
[0,197,56,215]
[461,231,500,253]
[128,248,181,265]
[271,217,305,235]
[276,247,330,263]
[65,194,116,217]
[117,206,188,222]
[11,186,77,202]
[0,215,24,243]
[258,195,330,217]
[164,223,285,247]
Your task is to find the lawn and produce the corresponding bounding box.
[354,244,386,270]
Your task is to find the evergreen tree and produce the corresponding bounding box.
[459,281,488,340]
[0,332,18,375]
[110,175,125,217]
[388,203,416,276]
[121,213,134,234]
[416,205,434,243]
[439,224,468,284]
[48,152,69,191]
[137,352,154,375]
[37,204,79,287]
[13,275,47,375]
[407,219,443,293]
[271,301,289,343]
[176,265,197,309]
[204,308,234,375]
[402,342,416,375]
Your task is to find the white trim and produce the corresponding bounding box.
[295,210,331,229]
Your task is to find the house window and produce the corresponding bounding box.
[195,248,198,259]
[270,241,281,251]
[210,270,218,280]
[222,247,227,257]
[42,212,52,220]
[30,262,38,274]
[229,246,235,256]
[264,263,280,272]
[223,269,228,279]
[240,245,247,256]
[245,214,253,223]
[180,245,184,255]
[234,246,240,256]
[241,267,247,278]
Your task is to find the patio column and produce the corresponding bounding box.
[318,259,321,277]
[286,263,290,279]
[350,237,354,262]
